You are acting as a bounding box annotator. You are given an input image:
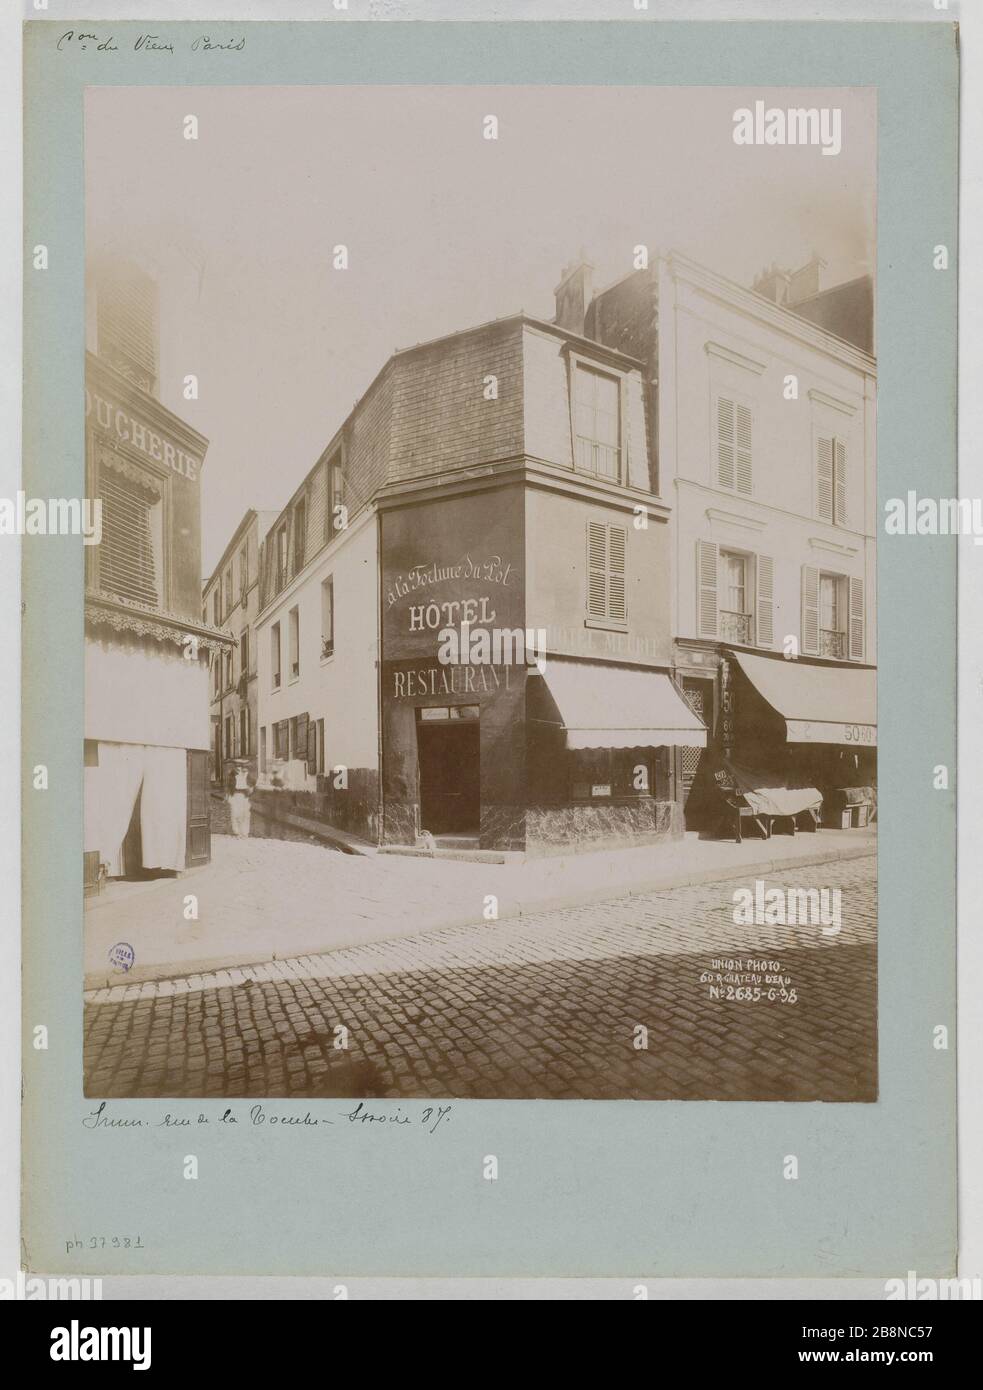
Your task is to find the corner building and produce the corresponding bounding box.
[254,311,704,855]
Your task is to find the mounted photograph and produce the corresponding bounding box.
[80,84,877,1103]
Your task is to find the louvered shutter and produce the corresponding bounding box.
[801,565,820,655]
[587,522,608,621]
[98,469,159,607]
[736,403,752,494]
[848,577,864,661]
[755,554,774,646]
[608,526,627,623]
[817,437,834,522]
[716,397,735,489]
[697,540,718,638]
[97,267,159,392]
[834,439,847,526]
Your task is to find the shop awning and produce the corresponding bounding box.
[732,651,876,747]
[533,661,707,749]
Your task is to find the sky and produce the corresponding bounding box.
[84,84,876,574]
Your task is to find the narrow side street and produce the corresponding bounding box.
[83,855,877,1103]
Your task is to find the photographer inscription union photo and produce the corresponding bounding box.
[79,83,878,1105]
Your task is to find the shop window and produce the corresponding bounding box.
[288,606,300,681]
[271,622,281,690]
[817,436,848,525]
[568,749,665,801]
[573,363,621,480]
[586,521,628,628]
[715,395,752,495]
[321,576,334,659]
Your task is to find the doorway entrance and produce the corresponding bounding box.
[416,708,480,837]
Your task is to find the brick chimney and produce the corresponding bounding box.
[554,257,594,336]
[788,253,826,306]
[753,253,827,308]
[751,262,792,306]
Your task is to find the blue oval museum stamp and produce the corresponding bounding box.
[108,942,135,974]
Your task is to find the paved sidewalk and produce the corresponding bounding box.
[84,826,875,988]
[83,857,877,1102]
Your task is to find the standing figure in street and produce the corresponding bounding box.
[228,765,252,839]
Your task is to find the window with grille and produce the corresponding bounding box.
[719,550,752,646]
[802,567,863,660]
[586,521,628,627]
[574,364,621,480]
[696,541,773,647]
[97,467,161,607]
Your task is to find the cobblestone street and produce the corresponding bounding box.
[83,855,876,1102]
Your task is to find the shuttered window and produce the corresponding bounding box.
[586,521,628,626]
[697,540,718,638]
[817,436,848,524]
[716,396,752,494]
[801,565,820,656]
[697,541,772,647]
[755,554,774,646]
[98,469,160,607]
[803,568,863,661]
[96,265,159,394]
[848,576,865,661]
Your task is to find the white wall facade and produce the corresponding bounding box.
[658,252,876,665]
[255,508,380,789]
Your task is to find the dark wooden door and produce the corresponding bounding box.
[418,722,480,835]
[186,748,211,867]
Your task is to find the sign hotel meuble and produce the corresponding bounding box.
[85,388,202,481]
